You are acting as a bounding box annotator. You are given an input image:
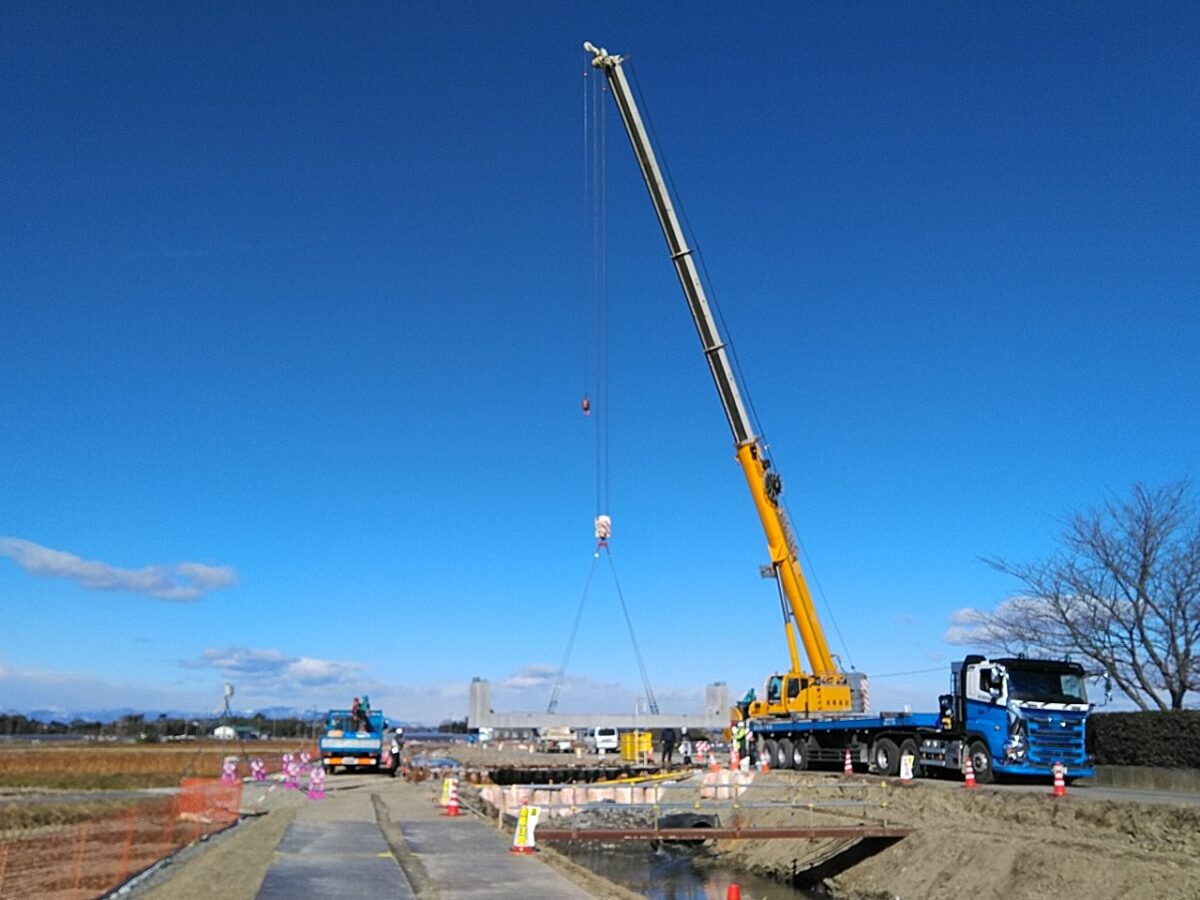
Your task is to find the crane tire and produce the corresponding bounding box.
[763,739,779,770]
[871,737,900,776]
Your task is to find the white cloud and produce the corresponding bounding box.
[184,646,365,694]
[0,537,236,602]
[488,663,706,716]
[943,606,992,645]
[500,663,560,690]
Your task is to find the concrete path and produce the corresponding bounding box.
[256,788,413,899]
[384,784,594,899]
[255,776,593,899]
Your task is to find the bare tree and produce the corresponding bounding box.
[974,479,1200,711]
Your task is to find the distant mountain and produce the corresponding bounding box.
[3,706,426,728]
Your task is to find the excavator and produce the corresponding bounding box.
[584,42,861,718]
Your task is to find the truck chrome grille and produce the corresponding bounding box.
[1025,714,1087,765]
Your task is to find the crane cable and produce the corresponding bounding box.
[547,60,659,714]
[591,63,610,516]
[546,553,599,714]
[600,545,660,715]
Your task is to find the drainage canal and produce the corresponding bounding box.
[556,841,821,899]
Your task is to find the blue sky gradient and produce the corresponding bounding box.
[2,3,1196,721]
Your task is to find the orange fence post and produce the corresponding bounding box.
[71,821,89,899]
[118,805,137,883]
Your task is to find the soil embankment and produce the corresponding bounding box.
[711,772,1200,900]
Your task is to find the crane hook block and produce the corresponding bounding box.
[594,514,612,541]
[581,395,591,416]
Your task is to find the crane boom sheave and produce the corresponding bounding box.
[585,41,851,713]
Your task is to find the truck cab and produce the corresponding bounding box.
[944,655,1092,781]
[536,726,578,753]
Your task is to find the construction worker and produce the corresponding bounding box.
[679,728,693,766]
[733,720,749,760]
[359,695,372,730]
[661,726,677,766]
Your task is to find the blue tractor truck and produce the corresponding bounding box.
[751,655,1093,783]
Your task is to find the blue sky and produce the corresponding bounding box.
[2,3,1196,722]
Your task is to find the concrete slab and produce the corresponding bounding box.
[254,773,596,899]
[275,820,389,856]
[257,845,414,900]
[396,819,593,898]
[256,787,414,900]
[383,784,595,900]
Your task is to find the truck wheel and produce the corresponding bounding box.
[779,738,807,770]
[871,738,900,776]
[777,739,794,770]
[899,739,922,778]
[771,740,788,770]
[968,741,995,784]
[763,739,779,769]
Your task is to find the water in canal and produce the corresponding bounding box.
[558,841,820,899]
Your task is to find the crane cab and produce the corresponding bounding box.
[748,671,859,718]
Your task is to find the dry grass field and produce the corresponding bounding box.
[0,741,314,841]
[0,744,234,791]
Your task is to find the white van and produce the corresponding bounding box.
[584,727,619,754]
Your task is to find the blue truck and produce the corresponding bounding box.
[751,654,1093,783]
[318,709,399,774]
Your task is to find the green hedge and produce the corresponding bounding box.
[1089,711,1200,768]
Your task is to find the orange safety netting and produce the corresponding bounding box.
[0,778,242,900]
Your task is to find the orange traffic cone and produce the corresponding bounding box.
[842,747,853,776]
[709,754,720,773]
[963,755,977,789]
[1051,762,1066,798]
[442,778,461,816]
[726,884,742,900]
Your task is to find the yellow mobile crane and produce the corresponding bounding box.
[585,43,860,717]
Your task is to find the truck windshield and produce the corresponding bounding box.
[1007,668,1088,704]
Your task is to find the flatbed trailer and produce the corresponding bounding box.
[750,656,1094,783]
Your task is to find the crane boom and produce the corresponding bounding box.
[585,42,851,713]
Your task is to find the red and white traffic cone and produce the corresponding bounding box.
[442,778,461,816]
[1051,762,1066,798]
[729,746,739,772]
[842,747,853,777]
[963,755,977,789]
